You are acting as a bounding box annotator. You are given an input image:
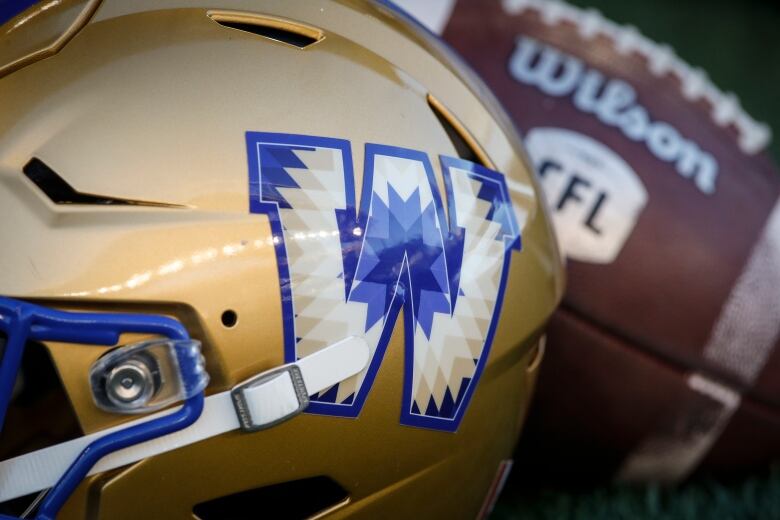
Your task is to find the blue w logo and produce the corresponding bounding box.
[246,132,521,431]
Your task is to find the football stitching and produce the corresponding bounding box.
[501,0,772,155]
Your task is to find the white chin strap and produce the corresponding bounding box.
[0,336,369,503]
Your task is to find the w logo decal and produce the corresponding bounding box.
[247,132,521,431]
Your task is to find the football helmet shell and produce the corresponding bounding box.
[0,0,562,518]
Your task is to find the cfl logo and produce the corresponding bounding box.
[525,128,648,265]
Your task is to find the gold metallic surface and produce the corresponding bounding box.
[0,1,563,517]
[0,0,101,79]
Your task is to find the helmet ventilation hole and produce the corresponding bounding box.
[221,310,238,328]
[193,476,349,520]
[207,11,323,49]
[22,158,183,208]
[526,335,546,373]
[427,94,494,169]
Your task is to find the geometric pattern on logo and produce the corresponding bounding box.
[247,132,520,431]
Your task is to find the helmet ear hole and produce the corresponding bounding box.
[0,341,81,463]
[221,310,238,328]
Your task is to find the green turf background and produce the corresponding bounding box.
[566,0,780,161]
[493,1,780,517]
[495,467,780,519]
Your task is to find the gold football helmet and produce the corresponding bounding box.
[0,1,562,518]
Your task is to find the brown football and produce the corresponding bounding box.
[397,0,780,483]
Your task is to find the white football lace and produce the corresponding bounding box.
[502,0,771,155]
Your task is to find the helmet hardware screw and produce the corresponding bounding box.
[105,357,157,408]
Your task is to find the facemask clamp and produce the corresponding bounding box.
[90,338,208,414]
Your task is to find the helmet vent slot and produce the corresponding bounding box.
[193,476,349,519]
[208,11,323,49]
[22,158,184,208]
[427,94,495,170]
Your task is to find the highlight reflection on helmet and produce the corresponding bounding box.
[0,1,562,518]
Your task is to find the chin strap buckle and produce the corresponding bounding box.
[229,335,369,432]
[231,364,310,432]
